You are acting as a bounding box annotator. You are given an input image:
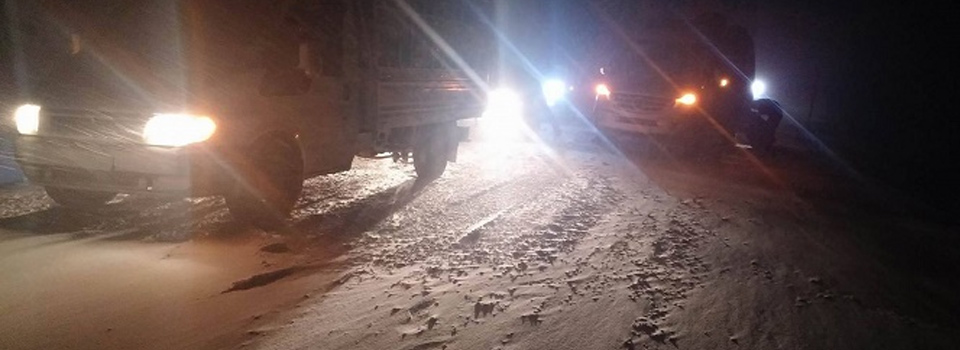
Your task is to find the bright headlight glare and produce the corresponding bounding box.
[483,88,523,120]
[481,88,524,139]
[595,84,611,98]
[143,113,216,146]
[751,80,767,100]
[541,79,567,106]
[14,104,41,135]
[676,93,697,106]
[720,78,730,87]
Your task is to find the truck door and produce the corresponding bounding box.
[281,0,360,176]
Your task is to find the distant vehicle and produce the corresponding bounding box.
[8,0,494,229]
[488,59,572,139]
[580,9,765,153]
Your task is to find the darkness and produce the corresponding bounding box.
[2,0,958,217]
[803,2,959,218]
[0,2,12,102]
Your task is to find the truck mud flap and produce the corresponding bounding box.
[448,126,470,162]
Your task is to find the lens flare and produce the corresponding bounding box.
[483,88,522,120]
[14,104,41,135]
[143,114,216,147]
[751,80,767,100]
[675,93,697,106]
[595,84,611,98]
[542,79,567,107]
[480,88,524,139]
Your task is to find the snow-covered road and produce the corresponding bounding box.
[1,133,957,350]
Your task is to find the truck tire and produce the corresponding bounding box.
[225,136,304,231]
[414,124,450,180]
[45,187,117,208]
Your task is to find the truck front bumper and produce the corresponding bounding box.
[15,136,225,196]
[593,104,697,135]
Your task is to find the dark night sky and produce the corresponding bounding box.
[771,1,959,215]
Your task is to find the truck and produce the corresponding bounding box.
[7,0,494,229]
[580,6,762,154]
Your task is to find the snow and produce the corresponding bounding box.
[1,131,958,350]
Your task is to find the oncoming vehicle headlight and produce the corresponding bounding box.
[675,93,697,106]
[541,79,567,107]
[14,104,41,135]
[751,80,767,100]
[481,88,525,139]
[595,84,611,99]
[719,78,730,87]
[483,88,523,120]
[143,113,217,147]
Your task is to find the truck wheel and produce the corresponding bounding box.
[225,136,304,231]
[414,124,450,180]
[45,187,117,208]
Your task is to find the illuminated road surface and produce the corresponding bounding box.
[1,132,956,350]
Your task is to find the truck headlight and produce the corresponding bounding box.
[541,79,567,107]
[675,93,697,106]
[143,113,216,146]
[481,88,524,138]
[14,104,41,135]
[751,80,767,100]
[595,84,611,99]
[483,88,523,120]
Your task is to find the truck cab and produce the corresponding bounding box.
[8,0,493,228]
[582,9,754,150]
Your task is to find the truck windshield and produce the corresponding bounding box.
[28,0,295,104]
[183,2,297,81]
[590,12,704,88]
[610,41,694,78]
